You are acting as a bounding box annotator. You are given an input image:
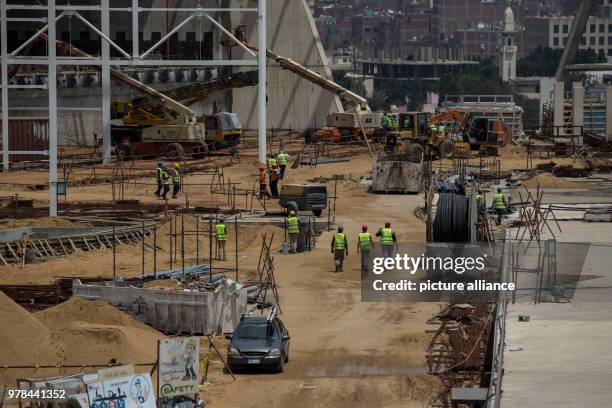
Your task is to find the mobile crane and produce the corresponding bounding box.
[36,34,257,160]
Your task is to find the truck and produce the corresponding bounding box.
[278,184,328,216]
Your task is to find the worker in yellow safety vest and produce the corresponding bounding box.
[155,161,164,197]
[160,167,171,200]
[357,225,373,273]
[376,221,397,260]
[331,225,348,272]
[277,150,289,179]
[267,154,277,171]
[172,163,181,199]
[287,211,300,253]
[475,188,484,209]
[215,218,227,261]
[492,187,507,225]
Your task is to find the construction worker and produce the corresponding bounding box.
[277,150,289,179]
[215,217,227,261]
[331,225,348,272]
[287,211,299,253]
[357,225,373,273]
[172,163,181,199]
[267,154,277,171]
[155,161,164,197]
[475,189,484,209]
[376,222,397,260]
[493,187,507,225]
[258,165,269,199]
[269,164,280,197]
[160,166,171,200]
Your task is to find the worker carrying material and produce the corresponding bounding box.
[155,161,164,197]
[172,163,181,199]
[493,187,507,225]
[215,218,227,261]
[160,167,171,200]
[357,225,373,273]
[331,225,348,272]
[277,150,289,179]
[376,222,397,260]
[267,154,277,171]
[258,166,269,199]
[286,211,300,254]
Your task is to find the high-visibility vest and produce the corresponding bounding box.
[172,169,181,184]
[259,171,268,185]
[382,116,391,127]
[267,158,277,170]
[156,167,163,180]
[380,228,394,246]
[358,232,372,249]
[287,216,299,234]
[334,233,346,250]
[161,170,170,185]
[475,194,483,202]
[493,193,506,209]
[215,223,227,241]
[277,153,287,165]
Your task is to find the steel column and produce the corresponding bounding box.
[131,0,139,58]
[48,0,58,216]
[1,0,9,170]
[258,0,267,164]
[101,0,111,164]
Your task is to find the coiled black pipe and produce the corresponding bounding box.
[433,193,470,242]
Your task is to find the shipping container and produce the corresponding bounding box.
[0,117,49,164]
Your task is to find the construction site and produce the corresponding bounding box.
[0,1,611,408]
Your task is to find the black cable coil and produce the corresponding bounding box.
[433,193,470,243]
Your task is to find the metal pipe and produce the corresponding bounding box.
[257,0,267,164]
[131,0,139,58]
[202,13,256,58]
[101,1,111,164]
[208,217,213,283]
[196,216,199,265]
[141,221,145,278]
[8,12,66,57]
[1,0,9,170]
[153,227,157,277]
[235,215,238,281]
[181,213,185,279]
[112,225,116,277]
[73,11,131,59]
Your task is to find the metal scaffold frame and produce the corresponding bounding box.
[0,0,268,216]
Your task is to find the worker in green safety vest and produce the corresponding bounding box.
[376,221,397,260]
[331,225,348,272]
[357,225,373,273]
[215,218,227,261]
[286,211,300,253]
[155,161,164,197]
[475,188,484,209]
[160,167,171,200]
[492,187,507,225]
[172,163,181,199]
[267,154,277,171]
[277,150,289,179]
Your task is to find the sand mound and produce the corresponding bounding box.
[521,173,583,189]
[0,291,60,386]
[1,217,92,229]
[35,297,165,366]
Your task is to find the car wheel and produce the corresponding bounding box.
[276,360,284,373]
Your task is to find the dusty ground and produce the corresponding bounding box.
[0,142,600,407]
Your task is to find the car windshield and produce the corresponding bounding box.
[234,323,278,339]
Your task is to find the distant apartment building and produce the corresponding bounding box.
[524,15,612,57]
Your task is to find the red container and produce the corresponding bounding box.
[0,117,49,163]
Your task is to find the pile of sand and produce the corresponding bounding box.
[0,292,60,385]
[35,298,165,366]
[1,217,92,229]
[521,173,584,189]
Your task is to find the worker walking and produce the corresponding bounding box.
[376,222,397,260]
[215,218,227,261]
[357,225,373,273]
[172,163,181,199]
[258,166,269,199]
[160,167,171,200]
[286,211,300,253]
[475,188,484,209]
[493,187,507,225]
[331,225,348,272]
[155,161,164,197]
[269,165,280,197]
[277,150,289,179]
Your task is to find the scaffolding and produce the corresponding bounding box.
[0,0,268,216]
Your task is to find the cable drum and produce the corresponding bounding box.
[433,193,470,242]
